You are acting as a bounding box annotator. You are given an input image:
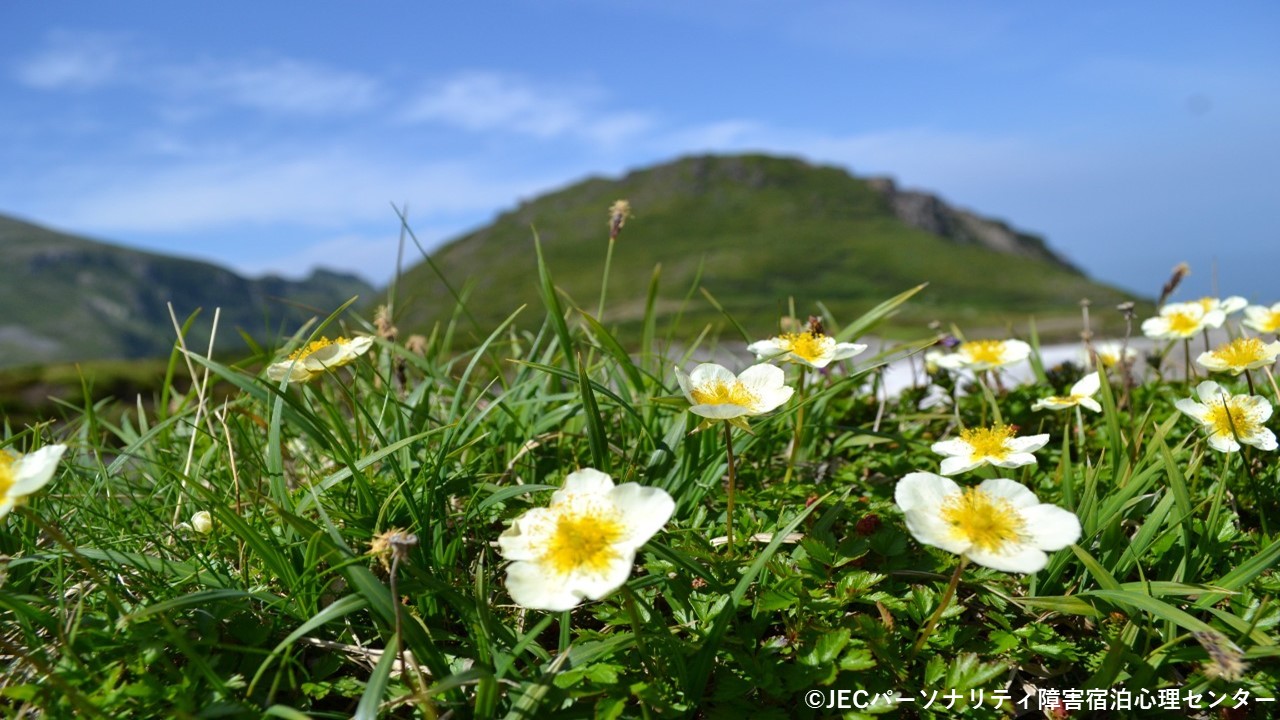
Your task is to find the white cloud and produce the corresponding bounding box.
[48,150,556,235]
[15,31,380,117]
[170,58,381,116]
[13,30,125,89]
[400,71,653,145]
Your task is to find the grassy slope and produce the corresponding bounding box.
[391,154,1140,343]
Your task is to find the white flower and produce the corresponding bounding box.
[931,425,1049,476]
[1088,342,1139,369]
[1196,337,1280,375]
[191,511,214,534]
[924,349,947,375]
[497,469,675,611]
[1243,303,1280,335]
[1196,296,1248,325]
[747,332,867,369]
[267,336,374,383]
[0,444,67,520]
[934,339,1031,372]
[1033,372,1103,413]
[895,472,1081,573]
[673,363,794,420]
[1174,381,1276,453]
[1141,302,1223,340]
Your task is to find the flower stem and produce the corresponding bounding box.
[1244,370,1258,398]
[783,366,807,483]
[910,557,968,659]
[724,421,737,554]
[1184,338,1193,383]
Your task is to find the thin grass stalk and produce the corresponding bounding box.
[910,557,969,658]
[597,236,615,322]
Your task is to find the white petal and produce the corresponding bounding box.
[1140,317,1168,339]
[930,439,972,457]
[1245,395,1275,423]
[1221,296,1249,314]
[894,472,959,514]
[934,353,966,370]
[688,363,736,387]
[10,445,67,496]
[966,544,1049,574]
[939,456,980,476]
[1019,504,1082,550]
[746,338,787,360]
[1206,433,1240,453]
[504,561,586,611]
[1195,381,1227,404]
[496,507,558,561]
[1033,396,1071,411]
[558,468,615,497]
[1246,428,1278,451]
[750,386,794,413]
[1070,373,1101,397]
[736,363,786,390]
[689,403,751,419]
[673,365,694,399]
[1196,352,1233,374]
[990,452,1039,469]
[1078,397,1103,413]
[830,343,868,361]
[975,478,1042,509]
[345,336,374,357]
[570,552,638,601]
[903,508,971,555]
[609,483,675,548]
[1174,398,1210,422]
[1007,434,1050,453]
[1001,340,1032,363]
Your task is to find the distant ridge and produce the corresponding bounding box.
[389,153,1134,340]
[0,214,374,367]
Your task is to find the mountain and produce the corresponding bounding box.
[389,153,1136,341]
[0,214,375,367]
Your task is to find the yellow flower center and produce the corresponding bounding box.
[543,511,625,575]
[1258,310,1280,333]
[940,487,1026,554]
[288,337,344,361]
[1198,297,1217,312]
[1211,337,1267,369]
[963,340,1007,365]
[1208,399,1258,440]
[1167,311,1199,336]
[779,332,827,363]
[959,425,1016,460]
[0,453,13,497]
[690,380,759,409]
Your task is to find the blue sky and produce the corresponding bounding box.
[3,2,1279,302]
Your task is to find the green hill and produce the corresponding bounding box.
[390,153,1138,342]
[0,214,374,367]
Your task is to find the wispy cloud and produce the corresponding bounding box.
[14,31,381,117]
[168,58,382,116]
[400,71,653,145]
[12,30,126,89]
[47,150,555,234]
